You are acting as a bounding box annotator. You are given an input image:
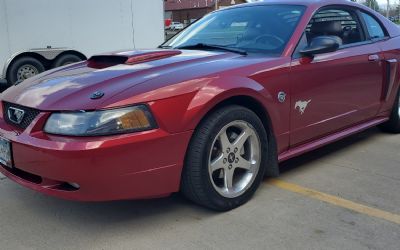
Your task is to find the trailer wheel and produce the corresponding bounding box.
[53,54,83,68]
[7,57,45,85]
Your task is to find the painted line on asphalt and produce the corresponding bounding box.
[268,179,400,225]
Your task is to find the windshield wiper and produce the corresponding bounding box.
[176,43,247,55]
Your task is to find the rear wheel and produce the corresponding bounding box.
[181,105,268,211]
[7,57,45,85]
[379,89,400,133]
[53,54,83,68]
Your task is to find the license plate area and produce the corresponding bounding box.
[0,137,12,168]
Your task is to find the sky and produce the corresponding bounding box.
[376,0,398,6]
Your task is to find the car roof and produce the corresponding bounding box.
[239,0,356,8]
[227,0,400,38]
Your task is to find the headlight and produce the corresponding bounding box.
[44,105,157,136]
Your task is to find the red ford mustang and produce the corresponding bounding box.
[0,0,399,211]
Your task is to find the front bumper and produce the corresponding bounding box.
[0,112,192,201]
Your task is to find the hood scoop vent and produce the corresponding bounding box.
[87,50,181,69]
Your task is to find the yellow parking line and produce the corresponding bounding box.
[268,179,400,225]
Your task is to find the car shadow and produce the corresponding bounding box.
[9,187,217,230]
[278,127,382,174]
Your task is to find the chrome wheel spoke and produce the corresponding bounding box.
[210,153,225,173]
[224,169,234,190]
[219,130,231,151]
[233,127,252,151]
[237,157,252,171]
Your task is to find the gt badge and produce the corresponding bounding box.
[295,100,311,115]
[277,91,286,103]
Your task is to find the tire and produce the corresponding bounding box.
[379,89,400,133]
[181,105,269,211]
[7,57,45,85]
[53,54,82,68]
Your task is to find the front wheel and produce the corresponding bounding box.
[181,105,268,211]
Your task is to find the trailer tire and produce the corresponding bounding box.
[7,57,45,85]
[53,54,83,68]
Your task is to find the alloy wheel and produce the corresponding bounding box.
[208,121,261,198]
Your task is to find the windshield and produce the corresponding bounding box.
[163,5,306,55]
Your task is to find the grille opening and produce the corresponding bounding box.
[2,166,43,184]
[1,165,80,192]
[52,183,80,192]
[2,102,40,130]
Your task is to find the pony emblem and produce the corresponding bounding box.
[295,100,311,115]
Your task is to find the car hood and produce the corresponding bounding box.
[1,49,248,111]
[1,49,282,111]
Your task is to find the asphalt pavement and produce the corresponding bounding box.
[0,127,399,249]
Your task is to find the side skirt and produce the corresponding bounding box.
[278,117,389,163]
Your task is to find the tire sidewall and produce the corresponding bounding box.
[196,106,268,210]
[391,89,400,126]
[7,57,45,85]
[54,55,82,68]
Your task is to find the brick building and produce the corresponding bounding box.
[165,0,248,24]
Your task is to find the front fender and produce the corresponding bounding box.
[149,75,285,136]
[184,76,277,131]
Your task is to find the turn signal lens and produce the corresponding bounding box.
[118,109,151,130]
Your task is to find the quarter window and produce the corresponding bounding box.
[361,12,386,39]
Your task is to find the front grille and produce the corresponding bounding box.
[3,102,41,129]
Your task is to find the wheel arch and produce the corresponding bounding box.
[186,93,280,177]
[53,50,87,62]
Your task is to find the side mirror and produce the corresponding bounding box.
[299,36,340,57]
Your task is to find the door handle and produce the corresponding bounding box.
[368,54,380,61]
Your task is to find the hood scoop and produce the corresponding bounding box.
[87,50,181,69]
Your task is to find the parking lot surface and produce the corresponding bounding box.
[0,128,399,250]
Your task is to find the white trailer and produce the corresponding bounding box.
[0,0,165,85]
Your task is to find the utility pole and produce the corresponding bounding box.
[387,0,390,18]
[398,0,400,20]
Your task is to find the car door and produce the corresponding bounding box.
[289,7,384,146]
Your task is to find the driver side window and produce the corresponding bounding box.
[296,7,365,54]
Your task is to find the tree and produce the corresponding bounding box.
[361,0,381,12]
